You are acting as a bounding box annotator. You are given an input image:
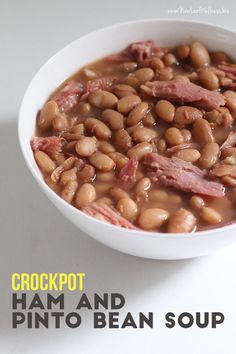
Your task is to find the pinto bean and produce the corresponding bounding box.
[127,102,149,126]
[38,101,58,129]
[190,195,205,210]
[165,127,184,146]
[71,123,85,135]
[223,90,236,112]
[174,75,190,82]
[155,100,175,123]
[84,117,111,140]
[34,150,56,174]
[148,57,164,70]
[116,197,138,220]
[132,127,158,143]
[174,106,203,125]
[175,44,190,60]
[199,142,220,169]
[150,189,169,202]
[52,113,69,132]
[96,171,115,182]
[200,207,222,225]
[117,95,141,114]
[127,142,152,160]
[135,177,151,200]
[142,112,156,126]
[109,187,129,202]
[122,62,138,72]
[173,148,200,163]
[156,138,167,153]
[89,151,115,172]
[114,129,132,153]
[75,183,96,208]
[192,118,214,144]
[88,90,118,109]
[60,167,77,186]
[75,137,97,157]
[181,129,192,142]
[222,147,236,158]
[138,208,169,230]
[77,164,95,182]
[199,69,219,90]
[78,102,91,115]
[190,41,210,68]
[97,141,115,154]
[108,152,129,170]
[168,194,182,204]
[163,53,178,66]
[221,176,236,187]
[156,67,173,81]
[212,51,230,63]
[101,109,124,130]
[133,68,154,84]
[113,84,136,98]
[167,208,196,233]
[61,180,78,204]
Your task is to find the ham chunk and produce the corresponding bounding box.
[127,40,164,62]
[80,77,115,100]
[82,203,139,230]
[31,136,62,159]
[144,152,225,197]
[141,80,225,110]
[118,157,138,188]
[51,80,84,113]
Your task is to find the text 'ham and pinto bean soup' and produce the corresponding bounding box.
[31,40,236,233]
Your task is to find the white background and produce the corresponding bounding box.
[1,0,236,353]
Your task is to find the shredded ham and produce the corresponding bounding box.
[118,157,138,188]
[51,80,84,112]
[80,77,116,100]
[145,152,225,197]
[82,203,139,230]
[31,136,62,159]
[141,80,225,110]
[127,40,165,62]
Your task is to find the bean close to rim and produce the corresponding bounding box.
[190,41,211,68]
[75,183,96,208]
[38,100,58,129]
[116,197,138,220]
[138,208,170,230]
[167,208,196,233]
[200,207,222,225]
[34,151,56,174]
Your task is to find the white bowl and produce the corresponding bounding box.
[18,19,236,260]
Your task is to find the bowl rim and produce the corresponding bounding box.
[18,17,236,239]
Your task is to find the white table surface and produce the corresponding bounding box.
[1,0,236,353]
